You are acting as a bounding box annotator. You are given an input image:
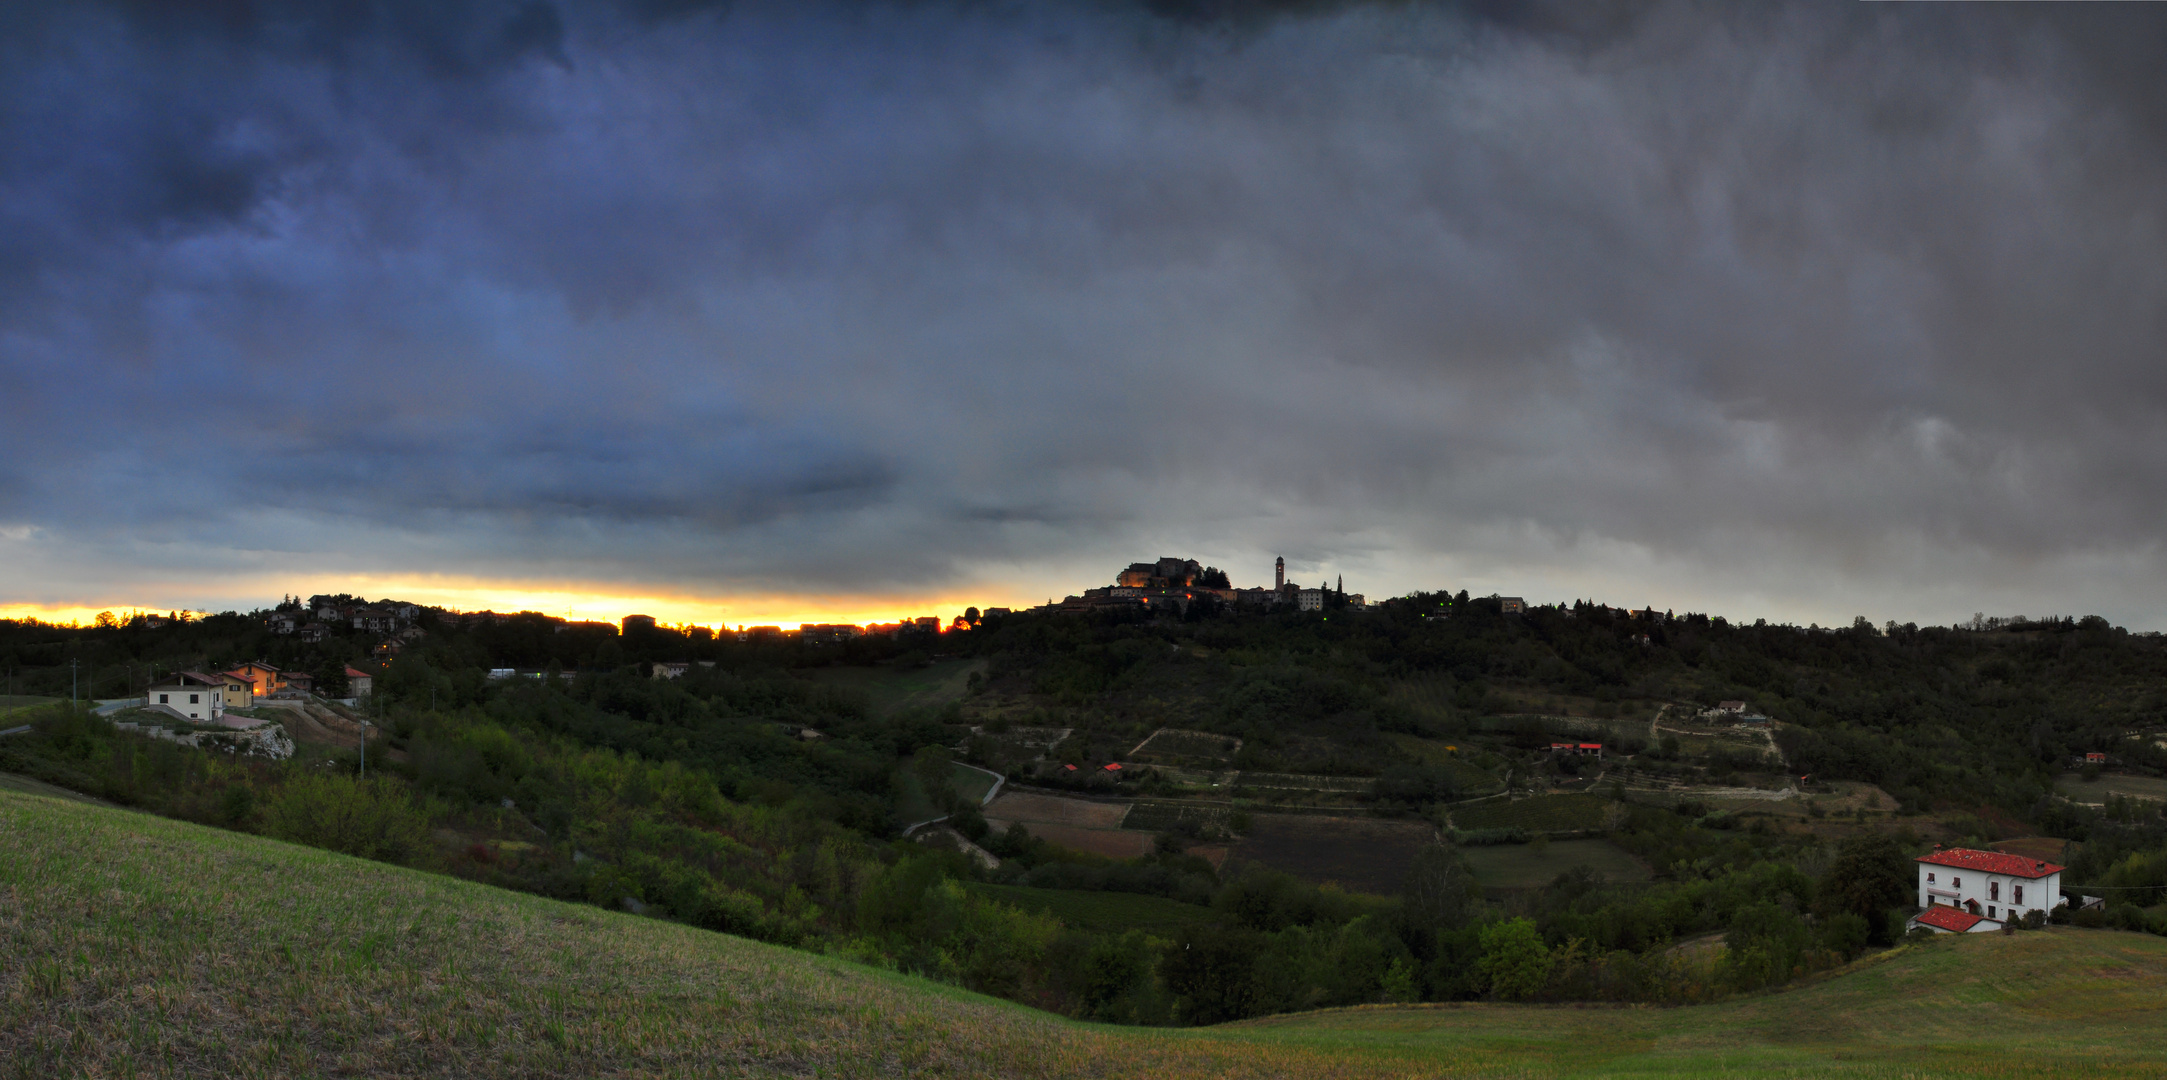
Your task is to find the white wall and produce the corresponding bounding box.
[1918,862,2062,924]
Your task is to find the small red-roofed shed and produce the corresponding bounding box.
[1908,905,1996,934]
[1102,762,1122,772]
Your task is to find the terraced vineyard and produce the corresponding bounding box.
[1122,800,1234,835]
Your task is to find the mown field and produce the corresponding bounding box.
[1460,839,1652,890]
[1449,793,1610,833]
[7,787,2167,1078]
[1225,813,1436,896]
[2058,771,2167,805]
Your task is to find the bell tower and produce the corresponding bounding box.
[1275,556,1284,589]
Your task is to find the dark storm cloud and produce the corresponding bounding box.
[5,0,2167,622]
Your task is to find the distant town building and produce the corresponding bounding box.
[652,662,690,680]
[346,666,374,698]
[1497,596,1526,615]
[148,672,230,722]
[225,661,285,698]
[622,614,657,634]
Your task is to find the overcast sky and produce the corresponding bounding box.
[4,0,2166,629]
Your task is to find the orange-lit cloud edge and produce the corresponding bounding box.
[0,574,1040,631]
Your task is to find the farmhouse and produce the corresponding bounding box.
[1548,742,1604,757]
[1908,846,2066,933]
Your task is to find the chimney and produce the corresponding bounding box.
[2036,861,2046,871]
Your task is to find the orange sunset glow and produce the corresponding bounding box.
[0,576,1032,631]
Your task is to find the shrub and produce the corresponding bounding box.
[261,774,431,865]
[1477,918,1553,1001]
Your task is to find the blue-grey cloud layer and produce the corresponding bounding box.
[5,1,2167,624]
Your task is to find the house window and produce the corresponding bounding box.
[1927,873,1936,883]
[1953,877,1962,889]
[1990,882,2000,901]
[158,694,168,703]
[2015,885,2025,905]
[189,693,199,704]
[1988,906,1997,918]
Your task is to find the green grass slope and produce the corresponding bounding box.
[6,787,2167,1079]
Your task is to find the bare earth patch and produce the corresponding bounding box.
[995,822,1155,859]
[983,791,1131,829]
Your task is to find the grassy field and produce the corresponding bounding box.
[1449,793,1611,833]
[965,883,1219,937]
[0,695,59,720]
[1461,839,1652,890]
[809,658,985,718]
[8,787,2167,1078]
[1383,735,1504,793]
[952,761,1000,805]
[1226,814,1437,896]
[0,770,114,806]
[2058,771,2167,805]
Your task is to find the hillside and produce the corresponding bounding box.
[6,788,2167,1079]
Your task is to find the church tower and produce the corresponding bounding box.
[1275,556,1285,589]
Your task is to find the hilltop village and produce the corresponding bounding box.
[1047,556,1364,614]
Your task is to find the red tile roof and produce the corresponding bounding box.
[1578,743,1602,749]
[1916,848,2064,878]
[1913,905,1989,933]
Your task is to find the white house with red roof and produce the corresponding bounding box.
[1907,846,2066,933]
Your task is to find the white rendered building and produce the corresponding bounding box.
[146,672,230,722]
[1908,846,2066,933]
